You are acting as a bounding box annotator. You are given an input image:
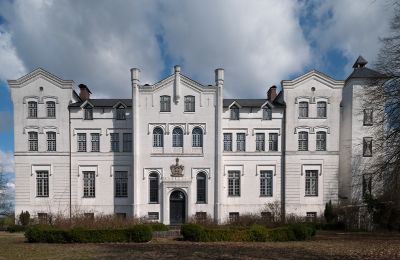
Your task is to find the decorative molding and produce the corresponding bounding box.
[294,126,313,134]
[191,168,211,179]
[252,128,281,136]
[143,168,163,180]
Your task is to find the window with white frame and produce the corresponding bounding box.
[84,104,93,120]
[160,95,171,112]
[77,133,87,152]
[46,101,56,118]
[316,131,326,151]
[28,131,38,151]
[28,101,37,118]
[46,132,56,151]
[197,172,207,203]
[149,172,159,203]
[172,127,183,147]
[260,170,273,197]
[262,107,272,120]
[228,170,240,196]
[363,137,373,157]
[110,133,120,152]
[363,108,373,126]
[123,133,132,152]
[298,131,308,151]
[306,212,317,222]
[317,101,327,118]
[83,171,95,198]
[192,127,203,147]
[115,171,128,197]
[305,170,318,196]
[223,133,232,151]
[230,105,239,120]
[36,171,49,197]
[299,101,308,117]
[236,133,246,151]
[256,133,265,151]
[269,133,278,151]
[153,127,164,147]
[91,133,100,152]
[184,95,195,112]
[116,105,126,120]
[229,212,240,222]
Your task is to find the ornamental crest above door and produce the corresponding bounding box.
[170,158,184,177]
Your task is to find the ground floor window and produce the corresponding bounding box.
[229,212,240,222]
[148,212,159,220]
[83,171,96,198]
[305,170,318,196]
[306,212,317,222]
[195,212,207,222]
[37,213,48,224]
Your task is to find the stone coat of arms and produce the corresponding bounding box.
[170,158,184,177]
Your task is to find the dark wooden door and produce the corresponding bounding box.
[170,190,186,224]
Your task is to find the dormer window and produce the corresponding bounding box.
[317,102,327,118]
[299,102,308,118]
[84,104,93,120]
[262,107,272,120]
[230,105,239,120]
[184,95,195,112]
[160,95,171,112]
[28,101,37,118]
[116,105,126,120]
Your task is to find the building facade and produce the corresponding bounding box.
[8,57,385,224]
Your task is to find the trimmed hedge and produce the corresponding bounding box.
[181,223,316,242]
[25,225,152,243]
[146,223,169,232]
[6,225,28,233]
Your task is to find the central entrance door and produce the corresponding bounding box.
[170,190,186,224]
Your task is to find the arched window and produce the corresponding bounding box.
[299,102,308,117]
[316,131,326,151]
[197,172,207,203]
[160,95,171,112]
[28,101,38,118]
[172,127,183,147]
[46,101,56,118]
[192,127,203,147]
[298,131,308,151]
[153,127,164,147]
[317,101,327,118]
[184,95,195,112]
[230,105,239,120]
[149,172,159,203]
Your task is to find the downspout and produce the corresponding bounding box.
[281,103,286,223]
[69,107,72,219]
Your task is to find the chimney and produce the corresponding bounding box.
[79,84,92,101]
[130,68,140,86]
[267,85,277,102]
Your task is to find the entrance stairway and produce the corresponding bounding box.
[153,225,182,239]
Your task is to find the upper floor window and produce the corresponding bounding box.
[123,133,132,152]
[28,101,37,118]
[298,131,308,151]
[262,107,272,120]
[160,95,171,112]
[362,174,372,197]
[36,171,49,197]
[46,101,56,118]
[77,133,87,152]
[305,170,318,196]
[91,133,100,152]
[84,104,93,120]
[317,101,327,118]
[363,108,373,126]
[269,133,278,151]
[184,95,195,112]
[192,127,203,147]
[299,102,308,118]
[149,172,159,203]
[46,132,56,151]
[236,133,246,151]
[110,133,120,152]
[28,131,38,151]
[260,170,273,197]
[116,105,126,120]
[256,133,265,151]
[115,171,128,198]
[230,105,239,120]
[172,127,183,147]
[316,131,326,151]
[228,170,240,196]
[83,171,95,198]
[223,133,232,151]
[196,172,207,203]
[363,137,373,157]
[153,127,164,147]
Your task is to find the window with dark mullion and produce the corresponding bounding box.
[47,132,56,151]
[160,96,171,112]
[36,171,49,197]
[256,133,265,151]
[223,133,232,151]
[269,133,278,151]
[236,133,246,151]
[46,101,56,118]
[317,101,327,118]
[110,133,120,152]
[83,171,95,198]
[91,133,100,152]
[115,171,128,197]
[28,101,37,118]
[184,95,195,112]
[197,172,206,203]
[305,170,318,196]
[149,173,159,203]
[77,133,87,152]
[123,133,132,152]
[299,102,308,117]
[298,131,308,151]
[28,131,38,151]
[228,171,240,196]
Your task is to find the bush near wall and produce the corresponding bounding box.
[180,223,316,242]
[25,225,152,243]
[6,225,28,233]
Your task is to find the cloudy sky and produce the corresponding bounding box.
[0,0,396,190]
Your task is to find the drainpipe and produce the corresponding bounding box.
[69,107,72,219]
[281,104,286,222]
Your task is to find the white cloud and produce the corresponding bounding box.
[0,150,14,173]
[0,29,26,81]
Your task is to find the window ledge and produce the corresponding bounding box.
[304,195,319,197]
[196,202,207,204]
[148,202,160,204]
[260,195,273,198]
[82,197,96,199]
[183,111,195,114]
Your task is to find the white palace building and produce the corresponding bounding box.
[8,56,386,224]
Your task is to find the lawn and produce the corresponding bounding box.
[0,231,399,259]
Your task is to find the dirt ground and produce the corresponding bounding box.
[0,230,399,259]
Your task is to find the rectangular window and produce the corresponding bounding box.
[306,212,317,222]
[363,137,373,157]
[116,107,126,120]
[229,212,240,222]
[269,133,278,151]
[38,213,48,224]
[84,107,93,120]
[47,132,56,151]
[83,171,95,198]
[298,132,308,151]
[115,171,128,197]
[256,133,265,151]
[160,96,171,112]
[260,170,273,196]
[110,133,120,152]
[123,133,132,152]
[317,102,327,118]
[28,132,38,151]
[184,96,195,112]
[36,171,49,197]
[195,212,207,222]
[46,102,56,118]
[305,170,318,196]
[262,107,272,120]
[77,133,87,152]
[228,171,240,196]
[91,133,100,152]
[316,131,327,151]
[362,174,372,196]
[223,133,232,151]
[236,133,246,151]
[363,109,373,126]
[299,102,308,117]
[28,101,37,118]
[230,106,239,120]
[148,212,159,220]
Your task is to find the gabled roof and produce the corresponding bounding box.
[223,97,284,108]
[347,56,389,80]
[281,70,344,89]
[352,55,368,68]
[8,67,74,88]
[69,99,132,108]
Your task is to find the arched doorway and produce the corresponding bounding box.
[170,190,186,224]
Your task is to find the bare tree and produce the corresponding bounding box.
[0,166,13,217]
